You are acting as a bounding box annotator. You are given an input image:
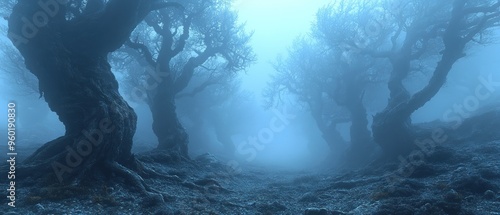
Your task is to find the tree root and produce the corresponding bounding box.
[136,150,192,164]
[108,164,162,206]
[139,164,183,183]
[106,161,150,193]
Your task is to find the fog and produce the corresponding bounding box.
[1,0,500,173]
[411,43,500,122]
[216,0,333,168]
[4,0,500,213]
[234,0,330,95]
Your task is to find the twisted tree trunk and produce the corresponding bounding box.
[8,0,172,189]
[346,94,373,162]
[371,53,415,156]
[308,92,348,152]
[372,0,474,157]
[334,64,373,161]
[322,123,348,151]
[150,82,189,157]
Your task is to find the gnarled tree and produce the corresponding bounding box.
[122,0,254,158]
[265,37,350,155]
[365,0,500,156]
[8,0,181,191]
[266,1,390,164]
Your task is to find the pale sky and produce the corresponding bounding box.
[232,0,331,101]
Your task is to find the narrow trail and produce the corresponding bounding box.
[1,137,499,214]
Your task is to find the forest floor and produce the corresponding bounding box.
[1,136,500,215]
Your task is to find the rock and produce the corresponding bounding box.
[484,190,496,199]
[420,203,432,211]
[471,157,483,164]
[304,208,328,215]
[464,195,475,203]
[444,189,461,203]
[141,193,165,208]
[299,192,319,202]
[479,166,500,179]
[161,193,177,202]
[195,153,219,164]
[451,175,498,194]
[35,203,45,211]
[436,201,461,214]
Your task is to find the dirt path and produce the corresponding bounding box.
[1,139,500,214]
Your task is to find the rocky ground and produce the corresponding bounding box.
[0,133,499,215]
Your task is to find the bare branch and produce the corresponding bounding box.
[125,39,157,68]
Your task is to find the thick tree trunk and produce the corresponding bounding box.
[142,28,215,159]
[345,88,371,151]
[372,106,415,156]
[371,55,415,157]
[8,0,160,189]
[372,1,468,157]
[23,55,139,184]
[371,30,420,157]
[346,97,373,160]
[372,47,463,157]
[322,123,348,151]
[335,65,373,160]
[308,94,348,153]
[149,82,189,157]
[310,109,348,153]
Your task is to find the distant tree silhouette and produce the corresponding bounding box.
[121,0,254,158]
[267,0,500,162]
[265,2,390,164]
[366,0,500,157]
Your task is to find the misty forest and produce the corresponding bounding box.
[1,0,500,214]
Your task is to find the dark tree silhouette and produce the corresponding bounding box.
[367,0,500,157]
[123,0,254,158]
[265,38,350,155]
[175,78,255,156]
[266,2,390,164]
[8,0,182,191]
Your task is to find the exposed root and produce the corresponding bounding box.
[137,150,192,164]
[106,161,149,193]
[139,165,183,183]
[106,161,166,206]
[23,136,70,164]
